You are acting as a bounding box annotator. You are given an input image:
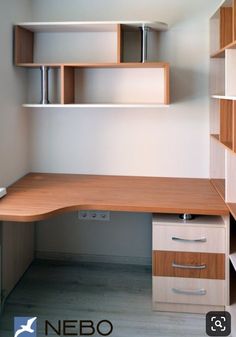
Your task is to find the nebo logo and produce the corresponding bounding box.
[14,317,113,336]
[45,320,113,336]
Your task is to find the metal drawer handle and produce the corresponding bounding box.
[172,262,206,270]
[172,288,207,296]
[172,237,207,243]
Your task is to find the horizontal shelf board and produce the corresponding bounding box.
[210,40,236,58]
[230,254,236,271]
[16,62,169,69]
[212,95,236,100]
[23,103,170,108]
[228,203,236,221]
[16,21,168,33]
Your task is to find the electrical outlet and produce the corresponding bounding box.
[78,210,110,221]
[93,211,110,221]
[78,211,90,220]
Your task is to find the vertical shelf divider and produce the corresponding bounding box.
[116,24,122,64]
[61,65,75,104]
[164,65,170,105]
[60,65,64,104]
[220,99,233,150]
[14,26,34,64]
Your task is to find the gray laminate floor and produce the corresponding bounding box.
[0,260,207,337]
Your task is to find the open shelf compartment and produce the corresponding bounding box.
[14,21,168,65]
[210,0,236,57]
[25,63,170,106]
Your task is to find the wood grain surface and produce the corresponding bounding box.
[153,251,225,279]
[0,173,228,222]
[14,26,34,64]
[220,7,233,49]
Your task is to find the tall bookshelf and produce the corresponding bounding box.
[210,0,236,331]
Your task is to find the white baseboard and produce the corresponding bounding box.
[35,251,151,266]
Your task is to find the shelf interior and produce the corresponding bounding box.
[15,23,167,65]
[27,65,170,105]
[210,100,236,152]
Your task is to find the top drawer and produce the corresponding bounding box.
[153,223,225,253]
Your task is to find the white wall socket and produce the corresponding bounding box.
[78,210,110,221]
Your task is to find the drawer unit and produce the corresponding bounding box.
[153,276,225,306]
[152,214,228,313]
[153,251,225,279]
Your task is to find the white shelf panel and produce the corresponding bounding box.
[23,103,170,108]
[230,253,236,271]
[211,95,236,100]
[16,21,168,33]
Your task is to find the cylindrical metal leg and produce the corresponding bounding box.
[40,66,50,104]
[140,25,149,63]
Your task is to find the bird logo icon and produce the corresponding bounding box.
[14,317,37,337]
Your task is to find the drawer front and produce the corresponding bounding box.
[153,251,225,279]
[153,276,225,306]
[153,225,225,253]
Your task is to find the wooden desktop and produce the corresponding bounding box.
[0,173,229,222]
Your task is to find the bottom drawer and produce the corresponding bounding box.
[153,276,225,306]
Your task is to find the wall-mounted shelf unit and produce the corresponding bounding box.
[14,21,170,107]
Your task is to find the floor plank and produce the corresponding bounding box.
[0,260,207,336]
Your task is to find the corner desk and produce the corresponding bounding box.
[0,173,234,316]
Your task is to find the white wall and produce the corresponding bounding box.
[0,0,33,302]
[0,0,32,187]
[31,0,222,263]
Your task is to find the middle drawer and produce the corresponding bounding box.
[153,251,225,279]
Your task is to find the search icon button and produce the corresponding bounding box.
[215,320,223,329]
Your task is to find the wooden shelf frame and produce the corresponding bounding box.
[210,5,236,331]
[22,62,170,106]
[14,21,170,107]
[14,21,168,65]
